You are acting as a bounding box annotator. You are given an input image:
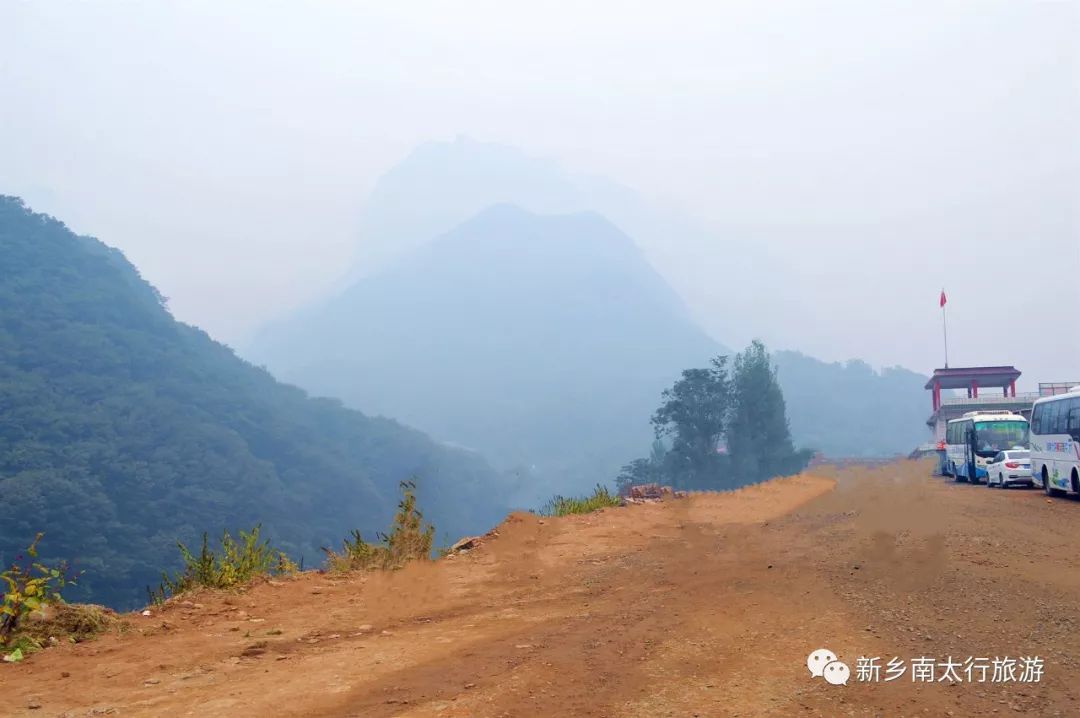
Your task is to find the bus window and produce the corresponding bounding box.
[1032,403,1043,434]
[1068,399,1080,442]
[1055,402,1070,434]
[1045,402,1061,435]
[974,421,1028,453]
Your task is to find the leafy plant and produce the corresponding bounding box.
[540,484,623,517]
[323,481,434,572]
[1,533,76,649]
[275,551,299,576]
[148,525,293,604]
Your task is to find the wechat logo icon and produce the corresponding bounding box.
[808,648,850,686]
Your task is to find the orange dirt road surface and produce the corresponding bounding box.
[6,461,1080,717]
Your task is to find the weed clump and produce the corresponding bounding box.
[541,484,623,517]
[323,481,434,572]
[1,533,80,661]
[10,603,121,657]
[148,525,293,604]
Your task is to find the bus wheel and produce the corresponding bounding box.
[1072,469,1080,497]
[953,464,963,483]
[1044,468,1058,497]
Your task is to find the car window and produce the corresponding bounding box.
[993,452,1004,463]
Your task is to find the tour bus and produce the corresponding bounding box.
[944,411,1030,484]
[1030,388,1080,496]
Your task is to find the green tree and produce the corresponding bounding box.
[650,357,731,489]
[614,440,669,494]
[728,341,812,481]
[615,458,657,494]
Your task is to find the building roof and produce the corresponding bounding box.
[924,366,1021,390]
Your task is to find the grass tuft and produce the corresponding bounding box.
[541,484,623,517]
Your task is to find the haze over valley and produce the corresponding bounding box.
[4,2,1075,383]
[249,140,931,497]
[0,0,1074,629]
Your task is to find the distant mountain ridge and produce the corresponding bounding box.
[0,196,509,609]
[773,352,929,457]
[340,137,778,345]
[251,198,930,501]
[252,204,722,500]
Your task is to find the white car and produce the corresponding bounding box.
[986,449,1033,488]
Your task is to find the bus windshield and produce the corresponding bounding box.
[974,421,1029,455]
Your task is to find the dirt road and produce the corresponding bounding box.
[6,461,1080,716]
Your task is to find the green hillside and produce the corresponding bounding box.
[0,196,508,609]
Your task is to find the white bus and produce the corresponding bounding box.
[944,411,1029,484]
[1030,388,1080,496]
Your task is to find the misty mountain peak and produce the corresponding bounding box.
[429,202,636,258]
[353,140,592,277]
[249,204,720,489]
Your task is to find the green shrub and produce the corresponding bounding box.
[324,481,434,572]
[148,525,292,604]
[1,533,77,654]
[541,484,623,517]
[323,529,380,572]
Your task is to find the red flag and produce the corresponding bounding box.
[939,289,947,308]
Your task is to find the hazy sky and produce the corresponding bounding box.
[2,1,1077,387]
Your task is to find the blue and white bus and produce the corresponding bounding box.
[1030,388,1080,496]
[945,411,1029,484]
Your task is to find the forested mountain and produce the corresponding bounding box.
[773,352,929,457]
[251,204,722,501]
[0,196,509,609]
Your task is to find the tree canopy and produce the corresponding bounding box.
[628,342,811,491]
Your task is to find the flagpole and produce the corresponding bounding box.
[941,293,949,369]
